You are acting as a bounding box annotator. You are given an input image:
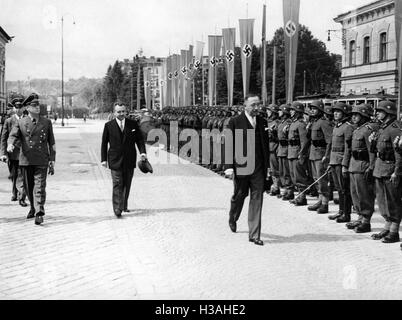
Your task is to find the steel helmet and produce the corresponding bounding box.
[376,100,397,116]
[279,104,291,115]
[310,100,325,113]
[332,102,351,115]
[267,104,279,113]
[290,101,304,113]
[351,104,373,119]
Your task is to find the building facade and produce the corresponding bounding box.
[334,0,397,95]
[0,26,12,115]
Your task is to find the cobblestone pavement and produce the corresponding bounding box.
[1,119,402,300]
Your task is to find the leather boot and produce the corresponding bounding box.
[382,232,400,243]
[336,213,351,223]
[316,204,329,214]
[328,211,343,220]
[355,223,371,233]
[308,200,322,211]
[346,220,362,230]
[294,194,307,206]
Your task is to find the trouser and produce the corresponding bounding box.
[331,165,352,215]
[229,167,264,240]
[111,168,134,212]
[278,156,292,188]
[269,152,280,191]
[310,159,329,202]
[21,165,47,215]
[9,159,26,201]
[375,177,402,224]
[350,173,375,219]
[288,158,310,191]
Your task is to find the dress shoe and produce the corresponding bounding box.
[334,198,339,205]
[123,209,130,213]
[382,232,400,243]
[34,214,43,225]
[114,209,122,218]
[371,230,390,240]
[336,214,351,223]
[355,223,371,233]
[19,199,28,207]
[289,199,296,204]
[346,220,361,230]
[328,212,343,220]
[27,210,35,219]
[11,195,18,201]
[249,238,264,246]
[294,197,307,206]
[269,189,280,196]
[308,201,322,211]
[316,204,329,214]
[229,221,237,233]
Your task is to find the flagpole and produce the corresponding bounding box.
[398,24,402,121]
[272,45,277,104]
[262,3,267,107]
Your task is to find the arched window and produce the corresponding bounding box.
[363,36,370,64]
[379,32,387,61]
[349,40,356,66]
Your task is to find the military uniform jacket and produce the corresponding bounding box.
[287,117,309,160]
[373,119,402,178]
[277,118,291,157]
[348,122,376,173]
[329,120,354,167]
[8,116,56,166]
[267,118,280,154]
[309,117,333,161]
[0,115,23,160]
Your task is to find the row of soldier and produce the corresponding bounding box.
[156,100,402,246]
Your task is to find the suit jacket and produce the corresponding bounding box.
[101,117,146,171]
[1,115,22,160]
[224,112,270,178]
[7,116,56,166]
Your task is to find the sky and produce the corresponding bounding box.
[1,0,370,81]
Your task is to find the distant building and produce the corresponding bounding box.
[0,26,12,115]
[334,0,397,95]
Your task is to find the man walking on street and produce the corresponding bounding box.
[224,94,270,246]
[101,102,147,218]
[7,94,56,225]
[0,95,28,207]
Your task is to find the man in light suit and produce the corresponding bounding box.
[101,102,147,218]
[0,96,28,206]
[224,94,270,246]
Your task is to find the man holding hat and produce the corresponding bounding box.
[370,101,402,243]
[7,94,56,225]
[101,102,147,218]
[0,95,28,206]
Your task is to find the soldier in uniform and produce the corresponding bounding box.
[277,104,293,199]
[266,104,281,196]
[7,95,56,225]
[328,102,354,223]
[370,101,402,243]
[307,100,333,214]
[0,95,28,206]
[287,102,310,206]
[345,104,377,233]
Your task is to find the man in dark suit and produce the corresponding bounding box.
[0,96,28,206]
[7,94,56,225]
[224,94,270,246]
[101,102,147,218]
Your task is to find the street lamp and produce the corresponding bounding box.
[51,13,75,127]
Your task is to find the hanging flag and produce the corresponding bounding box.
[261,4,268,106]
[166,55,173,106]
[222,28,236,107]
[172,54,180,107]
[160,63,166,109]
[180,49,187,107]
[186,45,194,105]
[283,0,300,104]
[208,35,222,106]
[239,19,255,99]
[190,41,205,80]
[144,67,151,109]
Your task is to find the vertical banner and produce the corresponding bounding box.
[180,49,187,107]
[187,45,194,106]
[143,67,151,109]
[396,0,402,120]
[239,19,255,99]
[283,0,300,104]
[166,56,173,107]
[222,28,236,107]
[208,35,222,106]
[173,54,180,107]
[192,41,205,79]
[159,64,166,109]
[261,4,267,106]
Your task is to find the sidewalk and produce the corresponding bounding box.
[0,119,402,300]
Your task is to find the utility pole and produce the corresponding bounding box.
[303,70,306,96]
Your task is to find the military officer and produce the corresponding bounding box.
[307,100,333,214]
[7,95,56,225]
[328,102,355,223]
[277,104,293,200]
[346,104,377,233]
[287,102,310,206]
[266,104,281,196]
[370,101,402,243]
[0,95,28,206]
